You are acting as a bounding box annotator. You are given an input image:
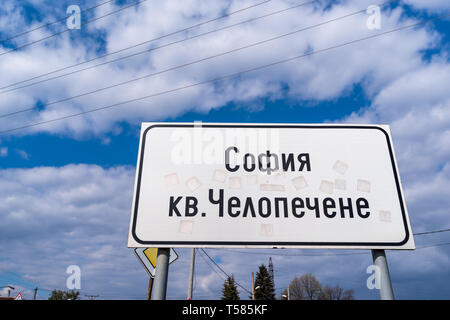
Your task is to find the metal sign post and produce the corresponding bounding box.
[187,248,196,300]
[127,122,415,301]
[372,249,394,300]
[152,248,170,300]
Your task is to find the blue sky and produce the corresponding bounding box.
[0,85,369,168]
[0,0,449,300]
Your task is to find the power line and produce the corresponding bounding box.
[208,228,450,256]
[0,0,310,93]
[416,242,450,249]
[197,249,227,281]
[0,0,150,58]
[1,227,443,262]
[0,0,117,44]
[200,249,231,280]
[0,1,382,119]
[414,228,450,236]
[2,241,449,299]
[211,241,450,257]
[200,249,252,295]
[1,12,447,135]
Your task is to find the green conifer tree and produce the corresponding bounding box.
[254,264,276,300]
[221,275,240,300]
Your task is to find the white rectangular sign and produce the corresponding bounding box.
[128,122,415,249]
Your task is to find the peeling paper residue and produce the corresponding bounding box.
[292,176,307,190]
[186,177,201,191]
[229,177,242,189]
[179,220,193,234]
[274,172,286,180]
[246,175,258,185]
[213,169,227,183]
[334,179,346,190]
[333,160,348,175]
[164,173,179,186]
[260,224,273,237]
[260,184,285,191]
[379,210,392,222]
[357,179,371,193]
[319,180,334,194]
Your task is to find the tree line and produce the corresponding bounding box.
[221,258,354,300]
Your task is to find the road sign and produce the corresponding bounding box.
[127,123,415,249]
[134,248,179,277]
[14,293,22,300]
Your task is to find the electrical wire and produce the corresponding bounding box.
[0,0,117,44]
[209,228,450,257]
[0,0,150,58]
[415,242,450,249]
[211,241,450,257]
[197,248,227,281]
[2,240,449,299]
[1,12,448,135]
[414,228,450,236]
[0,0,312,93]
[0,0,383,119]
[201,249,252,295]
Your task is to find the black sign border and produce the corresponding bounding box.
[131,124,410,247]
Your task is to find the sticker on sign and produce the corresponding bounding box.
[127,123,415,250]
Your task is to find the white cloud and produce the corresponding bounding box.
[0,147,7,157]
[1,0,450,300]
[0,164,449,299]
[15,148,29,159]
[344,59,450,180]
[0,0,442,137]
[342,49,450,249]
[0,164,138,298]
[0,287,11,297]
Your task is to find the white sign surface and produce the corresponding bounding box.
[128,123,415,249]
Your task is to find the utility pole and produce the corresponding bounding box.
[268,257,274,280]
[187,248,195,300]
[33,287,38,300]
[146,277,153,300]
[251,272,255,300]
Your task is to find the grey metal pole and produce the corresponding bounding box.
[371,249,394,300]
[251,272,255,300]
[187,248,196,300]
[146,277,153,300]
[152,248,170,300]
